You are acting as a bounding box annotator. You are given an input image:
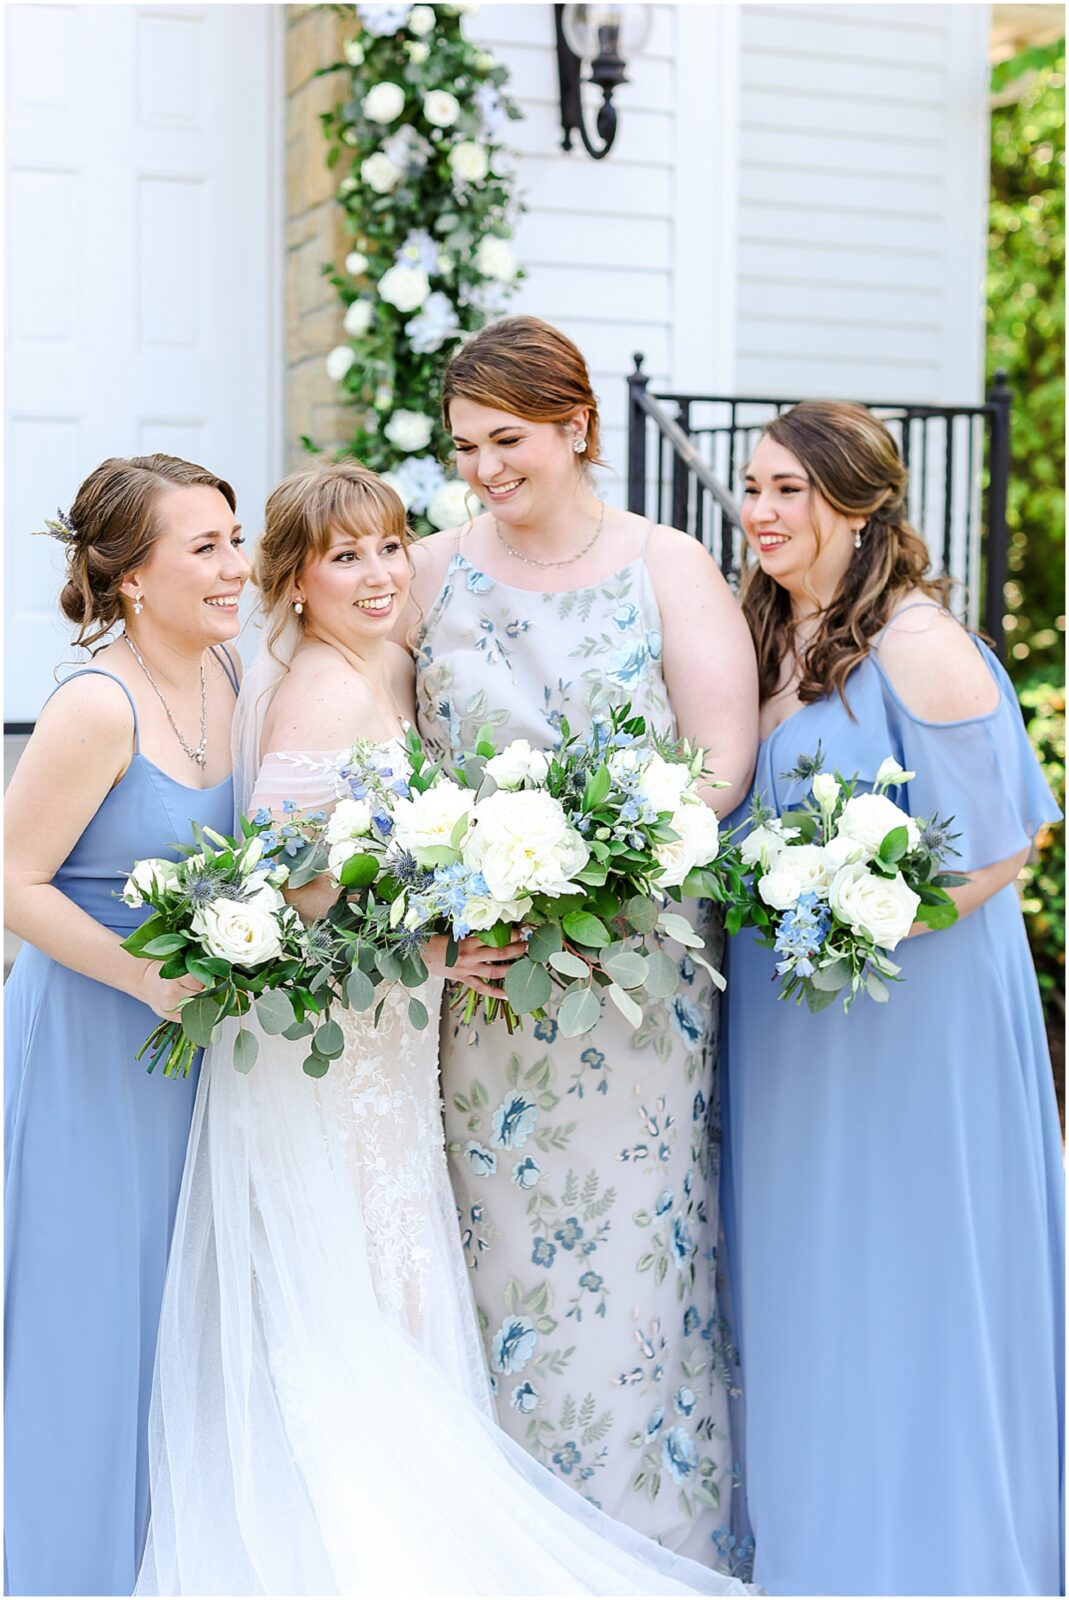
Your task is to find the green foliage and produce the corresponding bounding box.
[987,39,1066,679]
[1018,669,1065,1021]
[316,5,524,530]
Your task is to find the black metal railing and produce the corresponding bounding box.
[627,358,1012,658]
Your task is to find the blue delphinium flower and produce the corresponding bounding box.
[282,800,297,815]
[661,1426,699,1484]
[490,1091,538,1150]
[490,1315,537,1375]
[773,890,832,977]
[252,807,271,827]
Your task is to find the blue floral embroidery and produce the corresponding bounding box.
[661,1426,699,1484]
[466,567,496,594]
[553,1216,584,1250]
[603,642,650,690]
[670,1214,695,1267]
[464,1141,497,1177]
[552,1440,581,1475]
[533,1017,558,1043]
[654,1188,675,1216]
[510,1379,539,1413]
[612,602,641,630]
[644,1405,665,1440]
[512,1155,541,1189]
[491,1315,538,1374]
[670,995,705,1045]
[531,1236,557,1268]
[491,1091,538,1149]
[673,1385,697,1417]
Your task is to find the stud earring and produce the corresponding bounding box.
[573,437,587,455]
[293,599,304,615]
[133,593,143,615]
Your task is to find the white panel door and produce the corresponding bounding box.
[4,3,281,722]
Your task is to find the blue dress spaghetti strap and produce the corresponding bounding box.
[722,615,1063,1596]
[4,657,237,1597]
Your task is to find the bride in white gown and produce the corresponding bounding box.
[136,464,750,1597]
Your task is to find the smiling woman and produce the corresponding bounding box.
[3,452,248,1596]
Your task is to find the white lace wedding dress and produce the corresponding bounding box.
[136,629,751,1596]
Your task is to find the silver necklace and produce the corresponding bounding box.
[123,634,208,768]
[493,499,606,569]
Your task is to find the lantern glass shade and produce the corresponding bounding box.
[561,4,652,64]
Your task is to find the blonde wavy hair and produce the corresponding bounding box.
[740,401,952,711]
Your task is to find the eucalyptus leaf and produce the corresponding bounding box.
[401,951,429,989]
[282,1018,314,1041]
[866,971,890,1002]
[657,911,703,949]
[376,950,402,982]
[232,1028,259,1074]
[302,1051,330,1079]
[607,983,644,1028]
[601,950,649,990]
[345,968,377,1011]
[644,949,681,999]
[408,996,430,1029]
[180,993,223,1048]
[624,895,659,934]
[805,982,842,1013]
[255,989,295,1035]
[526,922,563,962]
[504,957,553,1015]
[548,949,589,979]
[314,1019,345,1059]
[810,959,850,992]
[557,986,602,1038]
[561,911,611,949]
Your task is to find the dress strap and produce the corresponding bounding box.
[872,599,948,649]
[46,668,140,752]
[638,518,655,559]
[212,644,240,696]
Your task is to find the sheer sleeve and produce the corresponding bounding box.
[247,750,351,820]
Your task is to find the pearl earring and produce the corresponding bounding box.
[293,599,304,615]
[133,593,143,615]
[573,437,587,455]
[854,528,864,550]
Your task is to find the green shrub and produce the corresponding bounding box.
[1018,670,1065,1022]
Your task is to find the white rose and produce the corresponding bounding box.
[244,881,287,915]
[823,832,865,872]
[875,757,917,788]
[326,345,355,381]
[654,804,720,888]
[424,89,460,127]
[406,40,429,63]
[361,152,404,194]
[408,3,436,33]
[345,250,369,275]
[384,408,434,452]
[449,139,489,184]
[462,892,533,932]
[465,789,589,901]
[191,897,284,967]
[428,477,474,529]
[780,842,831,898]
[393,779,475,865]
[607,748,641,782]
[339,176,359,197]
[343,298,373,336]
[758,869,804,912]
[362,81,406,124]
[325,797,373,845]
[829,863,920,950]
[811,772,841,810]
[378,262,430,312]
[121,857,179,908]
[638,752,692,817]
[344,38,365,65]
[474,49,495,70]
[838,792,920,858]
[437,251,455,274]
[485,739,551,791]
[473,234,518,281]
[380,470,412,511]
[739,821,793,871]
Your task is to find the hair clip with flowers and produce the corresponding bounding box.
[34,507,79,545]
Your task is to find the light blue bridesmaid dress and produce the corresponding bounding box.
[4,661,237,1597]
[722,609,1063,1596]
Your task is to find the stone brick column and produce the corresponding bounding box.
[285,5,353,467]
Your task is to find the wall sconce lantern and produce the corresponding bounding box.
[554,4,652,160]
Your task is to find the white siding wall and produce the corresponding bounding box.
[734,3,991,402]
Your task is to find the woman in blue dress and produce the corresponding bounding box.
[4,454,250,1596]
[723,401,1063,1595]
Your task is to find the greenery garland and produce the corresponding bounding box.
[317,2,524,530]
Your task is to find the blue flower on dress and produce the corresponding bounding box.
[531,1236,557,1268]
[553,1216,584,1250]
[670,1214,695,1266]
[679,954,696,984]
[533,1016,558,1043]
[673,1385,697,1417]
[612,602,641,631]
[580,1047,605,1072]
[578,1270,603,1291]
[552,1440,581,1475]
[603,642,650,689]
[692,1088,707,1122]
[644,1405,665,1440]
[670,995,704,1045]
[491,1314,538,1374]
[466,568,496,594]
[654,1188,675,1216]
[661,1426,699,1484]
[464,1141,497,1177]
[646,628,664,661]
[510,1379,539,1414]
[511,1156,541,1189]
[490,1091,538,1149]
[683,1305,701,1337]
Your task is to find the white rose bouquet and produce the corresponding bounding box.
[119,820,332,1078]
[733,748,965,1011]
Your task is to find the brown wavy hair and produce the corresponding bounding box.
[256,461,412,656]
[49,454,236,650]
[441,315,604,465]
[740,401,951,711]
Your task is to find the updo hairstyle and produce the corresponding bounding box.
[56,454,236,650]
[441,315,604,465]
[256,461,411,654]
[741,400,952,709]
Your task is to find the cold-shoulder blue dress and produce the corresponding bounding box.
[4,661,237,1596]
[722,615,1063,1596]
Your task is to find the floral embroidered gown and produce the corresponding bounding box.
[416,539,736,1565]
